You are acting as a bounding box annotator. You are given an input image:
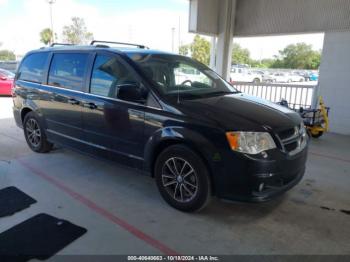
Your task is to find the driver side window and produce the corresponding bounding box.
[90,54,141,99]
[174,63,212,87]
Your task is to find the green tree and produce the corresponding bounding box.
[179,35,210,65]
[248,58,276,68]
[0,50,16,61]
[62,17,94,44]
[179,44,190,56]
[189,35,211,65]
[272,43,321,69]
[40,28,54,45]
[259,58,275,68]
[231,43,251,65]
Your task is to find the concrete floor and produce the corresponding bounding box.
[0,97,349,256]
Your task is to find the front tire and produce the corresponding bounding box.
[23,112,53,153]
[155,145,211,212]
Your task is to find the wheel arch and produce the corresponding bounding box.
[144,127,221,195]
[21,107,33,123]
[20,100,44,126]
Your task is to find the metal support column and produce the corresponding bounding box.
[211,0,237,80]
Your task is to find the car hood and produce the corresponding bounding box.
[177,93,302,131]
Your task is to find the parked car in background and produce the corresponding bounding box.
[175,66,208,85]
[0,68,14,96]
[265,72,289,83]
[295,71,319,82]
[0,61,19,73]
[251,70,266,76]
[309,73,319,81]
[231,63,249,68]
[289,73,305,82]
[294,71,309,81]
[265,72,304,83]
[230,67,262,83]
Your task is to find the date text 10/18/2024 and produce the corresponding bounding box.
[127,256,220,261]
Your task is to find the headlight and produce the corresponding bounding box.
[226,132,276,154]
[300,122,307,136]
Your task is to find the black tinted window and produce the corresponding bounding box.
[48,53,88,91]
[90,55,139,98]
[18,53,49,83]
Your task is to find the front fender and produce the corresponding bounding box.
[143,126,227,195]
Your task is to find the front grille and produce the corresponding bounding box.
[284,141,298,152]
[278,128,296,141]
[277,124,307,154]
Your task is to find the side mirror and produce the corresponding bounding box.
[117,83,145,103]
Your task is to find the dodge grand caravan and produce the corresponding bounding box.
[13,41,308,212]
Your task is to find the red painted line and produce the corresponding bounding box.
[309,151,350,164]
[16,158,179,256]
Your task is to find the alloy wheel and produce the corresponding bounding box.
[161,157,198,203]
[25,118,41,147]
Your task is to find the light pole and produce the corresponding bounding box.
[47,0,56,43]
[178,16,181,54]
[171,27,175,53]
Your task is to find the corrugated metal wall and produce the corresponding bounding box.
[189,0,350,36]
[235,0,350,36]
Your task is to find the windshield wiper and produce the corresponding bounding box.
[201,90,240,97]
[167,90,240,101]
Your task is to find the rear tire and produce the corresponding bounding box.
[23,112,53,153]
[154,145,211,212]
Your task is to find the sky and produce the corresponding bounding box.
[0,0,324,59]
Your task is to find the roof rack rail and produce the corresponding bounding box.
[90,40,149,49]
[95,44,110,48]
[50,43,75,47]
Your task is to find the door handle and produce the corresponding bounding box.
[83,102,97,109]
[68,98,80,105]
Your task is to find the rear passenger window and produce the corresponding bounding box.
[48,53,88,91]
[90,55,139,98]
[18,53,49,83]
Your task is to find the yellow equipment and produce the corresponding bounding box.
[300,96,330,138]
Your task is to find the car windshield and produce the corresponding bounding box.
[0,69,15,79]
[126,53,238,99]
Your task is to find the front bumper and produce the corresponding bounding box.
[247,165,305,202]
[214,144,308,202]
